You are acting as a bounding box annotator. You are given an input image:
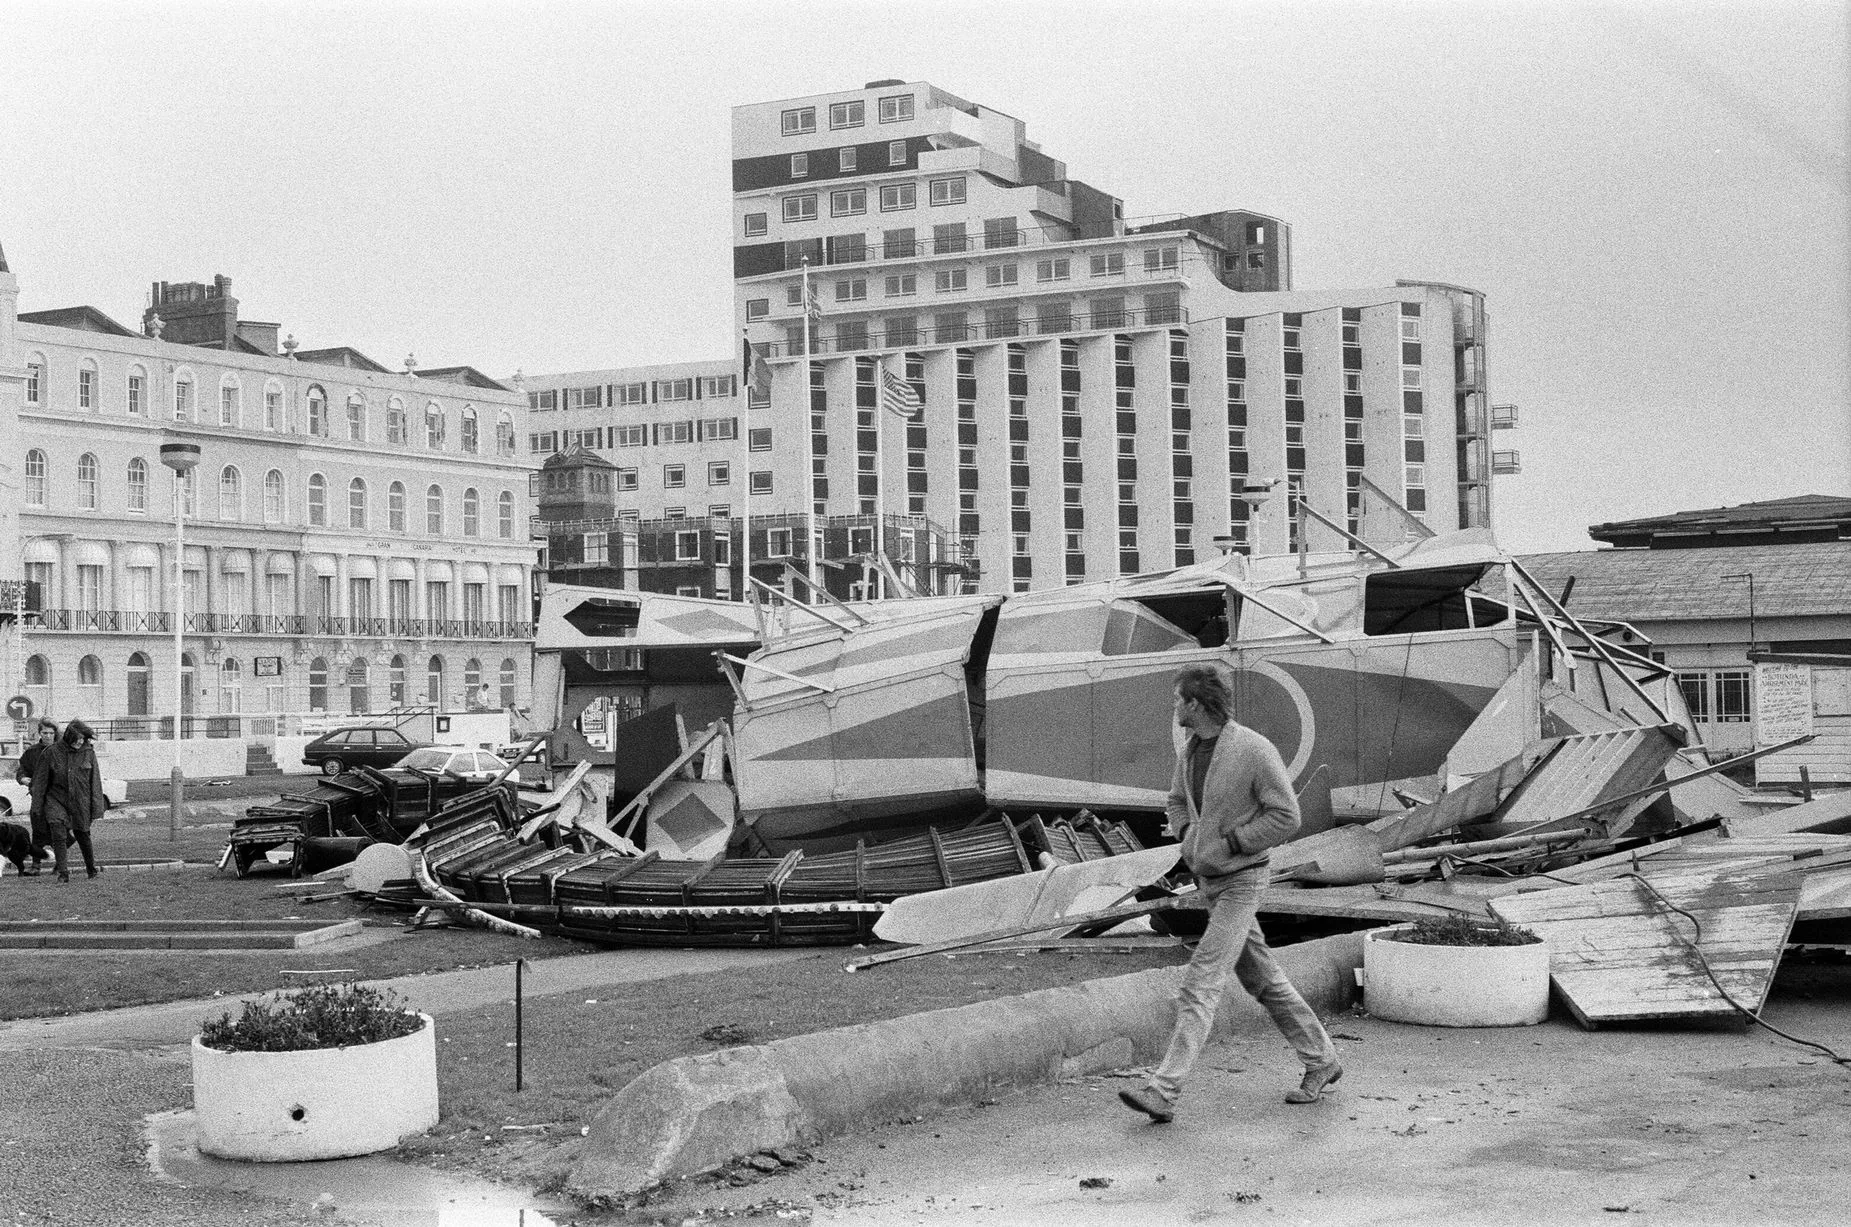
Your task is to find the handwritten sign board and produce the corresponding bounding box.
[1754,663,1814,746]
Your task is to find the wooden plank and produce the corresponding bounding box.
[1491,867,1800,1027]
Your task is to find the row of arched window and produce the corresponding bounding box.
[22,652,522,716]
[21,352,518,455]
[23,451,519,538]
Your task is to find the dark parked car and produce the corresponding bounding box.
[301,727,427,775]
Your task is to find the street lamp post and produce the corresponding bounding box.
[161,440,201,842]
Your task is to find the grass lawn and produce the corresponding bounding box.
[0,802,594,1019]
[401,942,1191,1198]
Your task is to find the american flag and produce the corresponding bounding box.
[880,368,923,419]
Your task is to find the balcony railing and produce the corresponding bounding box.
[755,215,1216,272]
[30,608,533,641]
[765,304,1190,358]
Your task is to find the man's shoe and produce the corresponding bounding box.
[1285,1060,1343,1104]
[55,871,69,884]
[86,867,101,878]
[1118,1085,1175,1123]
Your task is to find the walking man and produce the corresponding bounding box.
[1119,663,1342,1122]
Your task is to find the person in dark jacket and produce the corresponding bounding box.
[30,718,106,882]
[13,718,59,873]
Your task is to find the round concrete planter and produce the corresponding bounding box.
[1363,925,1550,1027]
[192,1012,439,1161]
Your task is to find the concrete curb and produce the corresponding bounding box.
[568,929,1368,1200]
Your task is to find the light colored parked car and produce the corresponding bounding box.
[0,757,129,816]
[391,746,510,784]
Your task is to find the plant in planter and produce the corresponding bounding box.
[1363,914,1551,1027]
[193,982,439,1161]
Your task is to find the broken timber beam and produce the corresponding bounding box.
[843,896,1203,972]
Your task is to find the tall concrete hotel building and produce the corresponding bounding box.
[538,79,1504,596]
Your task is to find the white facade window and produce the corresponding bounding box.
[783,194,818,222]
[346,394,365,440]
[885,273,917,297]
[746,298,770,320]
[1036,258,1070,282]
[985,264,1018,288]
[1401,318,1421,341]
[616,382,647,405]
[708,460,730,486]
[127,370,146,415]
[744,212,768,237]
[1402,367,1422,389]
[79,365,96,409]
[674,531,702,561]
[659,380,693,402]
[388,481,406,530]
[616,468,638,491]
[127,458,148,512]
[839,147,857,172]
[791,152,809,178]
[781,106,816,135]
[703,415,738,439]
[700,376,736,399]
[221,381,241,426]
[462,488,480,536]
[461,406,480,453]
[663,464,686,489]
[935,268,967,293]
[498,490,515,539]
[265,387,284,431]
[306,473,326,525]
[830,188,867,216]
[612,424,646,447]
[25,359,44,405]
[768,526,791,555]
[349,478,367,529]
[306,386,326,435]
[1090,252,1124,277]
[750,470,773,495]
[929,177,966,206]
[426,485,445,534]
[879,183,916,211]
[76,568,102,614]
[425,403,446,448]
[219,465,243,520]
[1144,246,1179,273]
[78,453,99,510]
[264,470,284,522]
[829,100,864,129]
[878,94,914,123]
[174,375,194,421]
[888,140,907,166]
[835,278,867,302]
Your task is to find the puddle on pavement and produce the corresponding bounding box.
[146,1110,573,1226]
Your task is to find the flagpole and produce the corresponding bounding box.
[802,256,819,594]
[873,356,886,600]
[739,332,752,604]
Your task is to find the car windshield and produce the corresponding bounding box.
[397,749,451,771]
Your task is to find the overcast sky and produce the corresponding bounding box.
[4,0,1845,554]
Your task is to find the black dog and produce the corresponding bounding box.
[1,820,46,876]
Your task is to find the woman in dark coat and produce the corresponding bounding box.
[14,718,59,873]
[30,718,105,882]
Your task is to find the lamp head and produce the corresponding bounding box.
[159,441,201,475]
